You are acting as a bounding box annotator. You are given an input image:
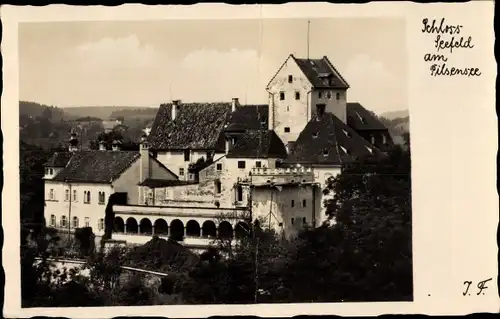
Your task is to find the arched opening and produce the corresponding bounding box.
[113,217,124,232]
[202,220,217,238]
[126,218,138,234]
[154,219,168,235]
[235,221,250,239]
[169,219,184,241]
[186,220,201,237]
[140,218,153,235]
[218,221,233,239]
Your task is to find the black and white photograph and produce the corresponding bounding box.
[3,2,496,316]
[18,15,412,307]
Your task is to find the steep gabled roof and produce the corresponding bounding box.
[52,150,140,183]
[225,104,269,132]
[347,102,388,131]
[292,55,349,89]
[44,151,73,167]
[283,113,381,165]
[148,102,232,151]
[227,130,288,159]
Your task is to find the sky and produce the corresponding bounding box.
[19,18,407,113]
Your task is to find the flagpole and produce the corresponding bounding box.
[307,20,310,59]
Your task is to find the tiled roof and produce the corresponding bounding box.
[283,112,381,165]
[148,102,231,151]
[138,178,197,188]
[293,55,349,89]
[227,130,288,159]
[347,102,388,131]
[52,150,140,183]
[44,151,73,167]
[225,104,269,132]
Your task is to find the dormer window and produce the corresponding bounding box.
[356,112,365,123]
[316,104,326,116]
[288,75,293,83]
[312,131,319,139]
[342,129,351,138]
[365,146,373,154]
[340,146,349,155]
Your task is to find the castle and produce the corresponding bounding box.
[43,54,393,251]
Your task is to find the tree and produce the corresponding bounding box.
[282,144,412,302]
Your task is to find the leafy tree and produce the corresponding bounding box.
[74,227,96,257]
[282,144,412,302]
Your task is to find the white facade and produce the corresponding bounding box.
[266,55,348,147]
[44,181,113,236]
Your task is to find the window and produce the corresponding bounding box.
[84,191,91,204]
[72,216,79,228]
[291,200,295,207]
[72,190,77,201]
[215,180,222,194]
[318,91,322,99]
[61,216,67,228]
[336,92,340,100]
[279,92,285,100]
[50,214,56,227]
[303,217,307,224]
[216,163,223,171]
[284,127,290,133]
[370,134,375,144]
[179,168,185,176]
[295,91,300,100]
[98,218,104,231]
[237,161,246,169]
[302,199,307,207]
[98,191,106,205]
[288,75,293,83]
[286,105,290,112]
[326,91,332,99]
[312,131,319,139]
[342,129,351,138]
[291,218,295,225]
[236,186,243,202]
[49,168,54,175]
[49,189,55,200]
[316,104,326,116]
[255,161,262,168]
[184,150,190,161]
[84,217,90,228]
[323,149,329,156]
[382,134,387,144]
[65,189,70,201]
[340,146,349,155]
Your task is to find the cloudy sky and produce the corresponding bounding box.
[19,18,407,113]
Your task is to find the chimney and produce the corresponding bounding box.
[286,141,296,155]
[111,140,122,151]
[231,98,239,112]
[139,134,150,182]
[172,100,181,120]
[68,130,79,152]
[98,140,107,151]
[225,137,231,155]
